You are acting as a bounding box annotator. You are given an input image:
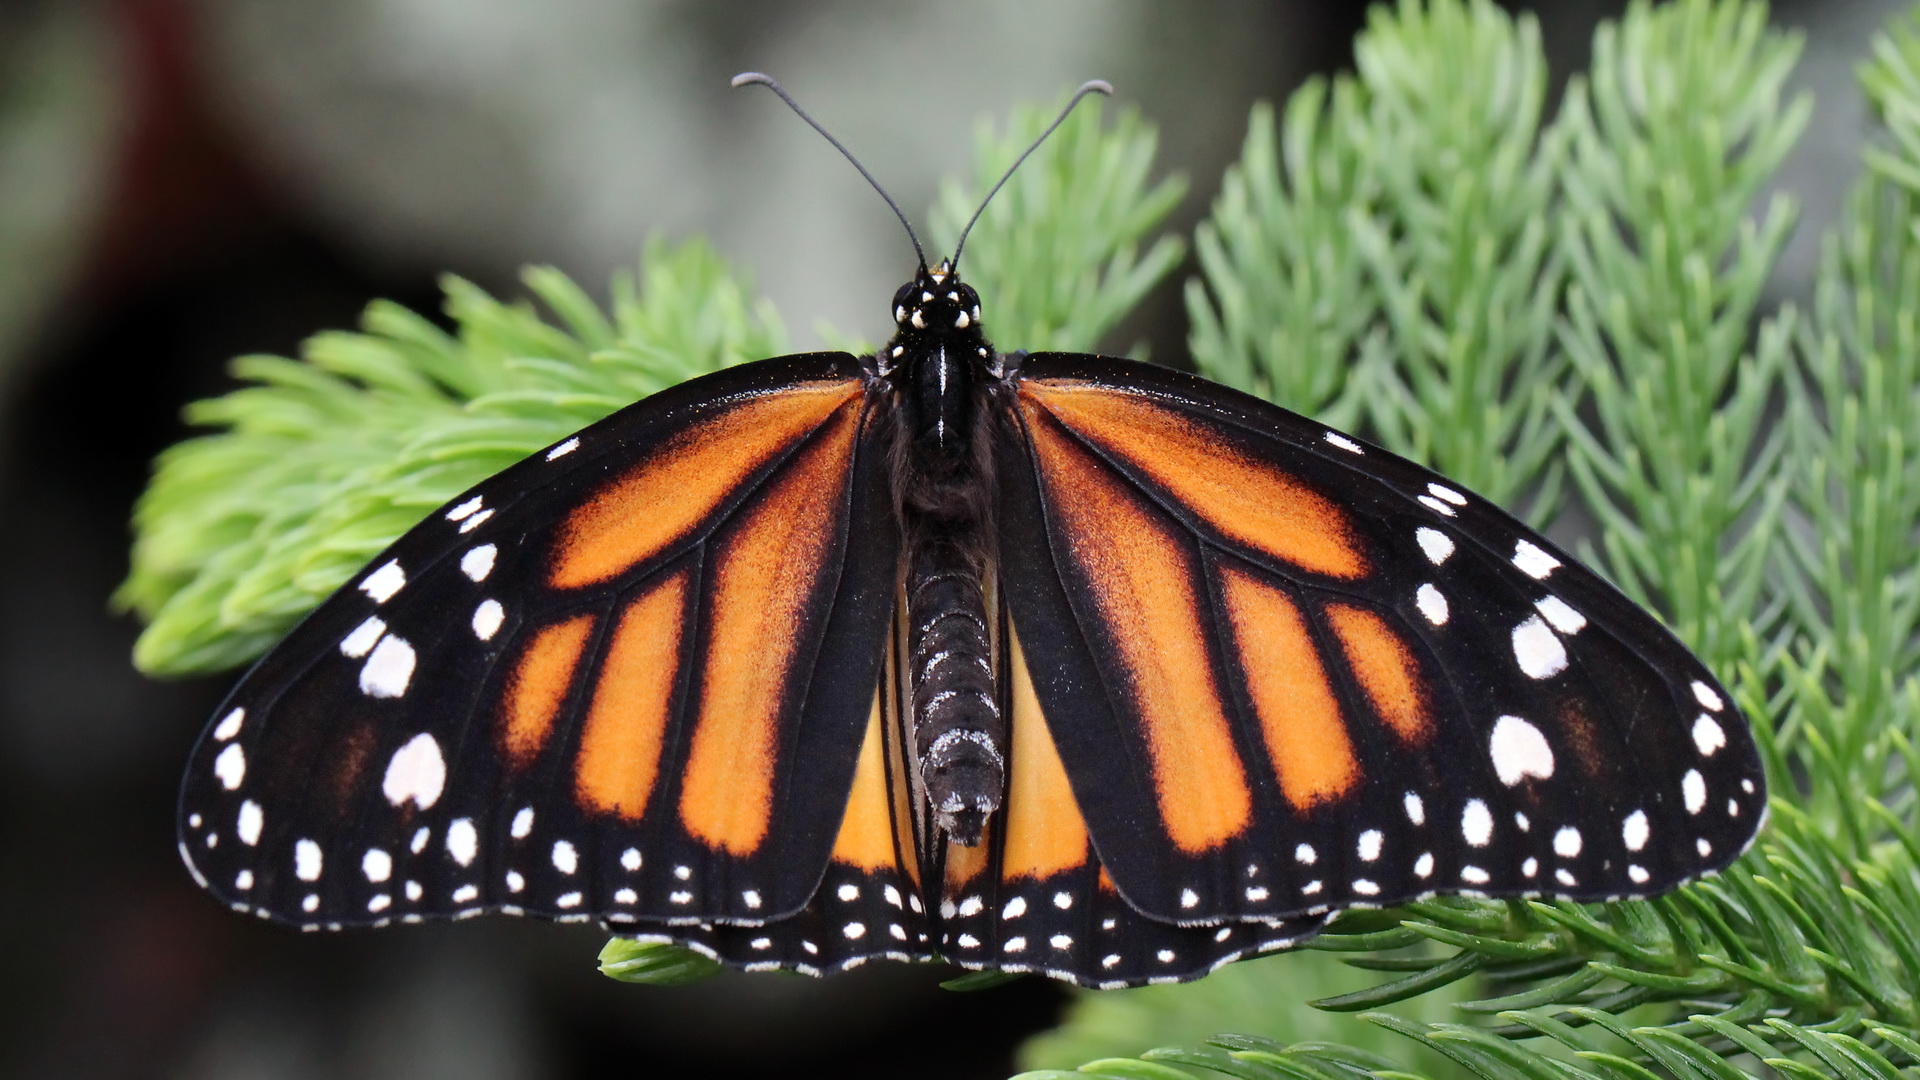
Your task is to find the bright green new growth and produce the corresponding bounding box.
[124,2,1920,1078]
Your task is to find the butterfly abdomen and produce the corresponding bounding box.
[906,534,1002,845]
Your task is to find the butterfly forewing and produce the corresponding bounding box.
[997,353,1764,926]
[179,352,899,930]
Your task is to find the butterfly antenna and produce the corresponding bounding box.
[951,79,1112,272]
[732,72,928,270]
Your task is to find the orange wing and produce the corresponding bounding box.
[994,353,1765,925]
[929,628,1326,987]
[179,353,905,930]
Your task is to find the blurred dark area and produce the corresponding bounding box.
[0,0,1882,1076]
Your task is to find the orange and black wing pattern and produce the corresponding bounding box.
[178,352,900,930]
[931,628,1326,987]
[997,353,1764,926]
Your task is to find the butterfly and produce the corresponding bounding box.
[176,75,1765,990]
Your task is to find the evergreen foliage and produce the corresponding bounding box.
[124,2,1920,1077]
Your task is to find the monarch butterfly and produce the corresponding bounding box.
[177,76,1765,990]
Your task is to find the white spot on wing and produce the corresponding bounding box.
[368,894,391,913]
[1555,868,1577,887]
[1692,715,1726,756]
[410,826,430,854]
[1418,495,1456,516]
[1697,837,1713,857]
[1414,852,1434,878]
[1553,827,1582,858]
[1295,843,1316,865]
[213,708,245,741]
[1489,715,1555,785]
[1245,885,1269,901]
[1352,879,1380,896]
[447,818,478,866]
[615,888,637,904]
[363,848,392,882]
[1512,540,1560,579]
[472,600,505,641]
[742,890,762,909]
[1003,896,1026,918]
[453,884,480,903]
[511,807,534,838]
[458,509,494,534]
[235,869,254,890]
[445,496,484,522]
[360,635,416,698]
[339,616,385,658]
[295,839,323,881]
[547,437,579,460]
[557,892,583,909]
[359,560,406,602]
[1522,857,1538,877]
[1683,769,1707,814]
[1462,799,1493,846]
[1628,864,1650,884]
[214,744,246,789]
[1511,616,1568,679]
[461,544,497,582]
[1427,483,1467,506]
[1358,830,1383,861]
[1416,527,1454,564]
[1622,810,1650,851]
[845,922,867,940]
[621,848,641,871]
[1179,888,1199,909]
[1325,432,1363,453]
[506,871,525,893]
[1416,584,1449,625]
[382,733,446,809]
[552,840,578,874]
[237,801,263,846]
[1693,680,1724,711]
[1535,596,1587,634]
[1404,792,1425,825]
[1461,865,1490,884]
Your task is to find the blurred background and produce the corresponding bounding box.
[0,0,1891,1076]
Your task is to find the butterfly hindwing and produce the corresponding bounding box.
[931,627,1328,988]
[997,352,1764,925]
[624,683,938,974]
[179,352,900,930]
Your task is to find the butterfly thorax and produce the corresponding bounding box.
[880,260,1005,846]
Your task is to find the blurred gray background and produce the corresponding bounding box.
[0,0,1889,1076]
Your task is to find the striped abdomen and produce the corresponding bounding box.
[907,535,1003,845]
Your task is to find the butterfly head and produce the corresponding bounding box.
[892,260,984,339]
